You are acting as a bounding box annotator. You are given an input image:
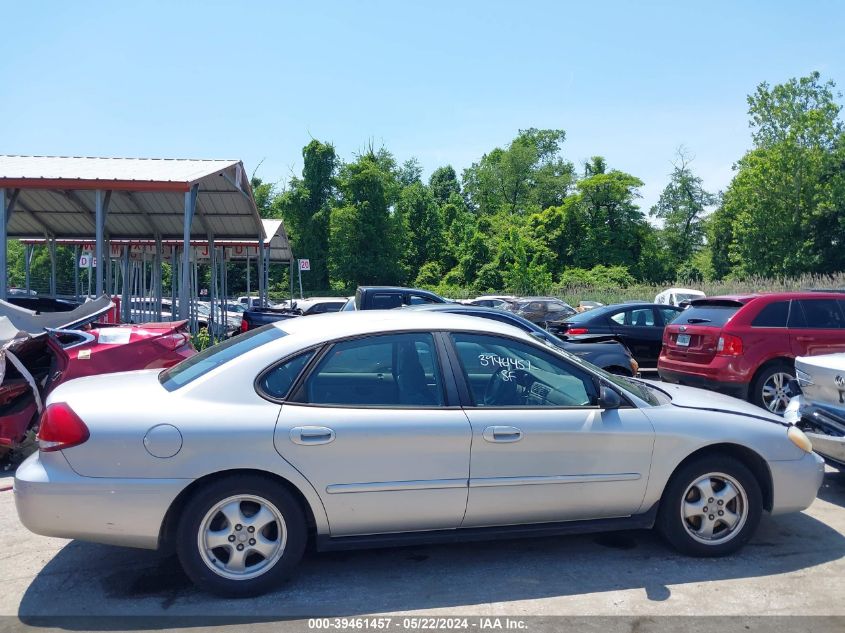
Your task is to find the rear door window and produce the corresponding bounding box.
[752,301,790,328]
[300,333,444,407]
[674,304,741,327]
[659,308,681,324]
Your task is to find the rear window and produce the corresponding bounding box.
[673,303,741,327]
[159,325,286,391]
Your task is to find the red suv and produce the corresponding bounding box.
[658,292,845,414]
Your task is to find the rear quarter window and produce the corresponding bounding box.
[751,301,789,327]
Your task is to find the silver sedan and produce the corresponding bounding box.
[14,311,824,597]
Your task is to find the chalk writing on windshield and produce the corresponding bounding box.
[478,354,532,372]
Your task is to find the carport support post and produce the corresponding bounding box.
[246,253,250,297]
[154,237,162,320]
[257,232,265,307]
[171,246,178,320]
[209,236,216,345]
[180,185,198,320]
[0,189,9,300]
[73,245,79,301]
[24,245,32,293]
[289,259,294,305]
[94,190,110,297]
[48,239,57,297]
[121,245,130,323]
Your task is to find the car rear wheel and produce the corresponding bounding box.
[752,362,795,415]
[176,475,306,597]
[657,456,761,556]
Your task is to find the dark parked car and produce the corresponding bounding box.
[512,298,576,326]
[409,304,639,375]
[659,292,845,414]
[550,303,683,368]
[343,286,448,311]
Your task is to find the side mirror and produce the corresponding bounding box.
[599,384,622,409]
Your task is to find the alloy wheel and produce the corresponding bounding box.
[761,371,794,414]
[681,472,748,545]
[197,494,287,581]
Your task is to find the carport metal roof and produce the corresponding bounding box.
[0,155,280,309]
[0,155,267,240]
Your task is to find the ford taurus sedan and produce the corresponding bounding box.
[14,312,824,597]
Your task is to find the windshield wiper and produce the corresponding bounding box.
[685,318,711,324]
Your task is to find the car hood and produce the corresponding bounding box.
[640,379,786,424]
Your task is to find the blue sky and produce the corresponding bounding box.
[1,0,842,212]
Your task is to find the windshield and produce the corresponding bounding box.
[159,325,286,391]
[536,337,660,405]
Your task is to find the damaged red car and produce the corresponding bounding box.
[0,301,195,460]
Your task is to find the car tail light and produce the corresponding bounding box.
[716,334,743,356]
[240,318,249,333]
[36,403,90,452]
[567,327,589,335]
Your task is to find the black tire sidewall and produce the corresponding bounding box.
[657,456,762,557]
[176,474,307,598]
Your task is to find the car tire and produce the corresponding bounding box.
[656,455,762,557]
[176,474,307,597]
[751,362,795,415]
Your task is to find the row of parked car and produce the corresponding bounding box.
[237,286,845,470]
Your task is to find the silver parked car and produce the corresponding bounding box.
[786,352,845,468]
[15,312,824,597]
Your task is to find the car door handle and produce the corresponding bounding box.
[290,426,336,445]
[482,426,523,443]
[795,336,813,342]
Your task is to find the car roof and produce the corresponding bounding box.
[271,309,533,346]
[695,291,845,305]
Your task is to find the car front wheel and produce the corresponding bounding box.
[657,456,762,556]
[176,475,307,597]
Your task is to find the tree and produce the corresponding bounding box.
[395,182,445,283]
[277,140,338,289]
[721,72,845,277]
[650,148,716,271]
[462,128,575,215]
[429,165,461,205]
[329,150,405,288]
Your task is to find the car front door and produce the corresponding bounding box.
[273,332,472,536]
[447,332,655,528]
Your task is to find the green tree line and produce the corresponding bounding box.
[257,72,845,295]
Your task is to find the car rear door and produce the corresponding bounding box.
[273,332,472,537]
[447,332,654,527]
[789,298,845,356]
[609,307,662,366]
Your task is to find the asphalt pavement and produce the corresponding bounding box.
[0,467,844,633]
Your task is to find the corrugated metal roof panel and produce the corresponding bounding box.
[0,155,239,183]
[2,155,272,242]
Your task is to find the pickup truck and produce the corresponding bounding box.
[240,287,447,332]
[342,286,448,310]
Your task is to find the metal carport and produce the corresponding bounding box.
[0,155,287,327]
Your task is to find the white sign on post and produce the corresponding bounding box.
[79,253,97,268]
[297,259,309,299]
